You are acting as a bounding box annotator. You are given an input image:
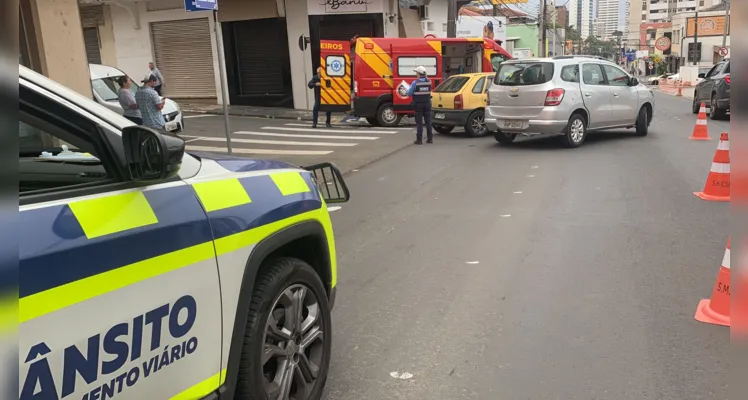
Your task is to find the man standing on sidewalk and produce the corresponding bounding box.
[136,74,167,130]
[407,66,434,144]
[148,62,165,95]
[308,66,332,128]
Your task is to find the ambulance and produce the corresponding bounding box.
[318,36,512,127]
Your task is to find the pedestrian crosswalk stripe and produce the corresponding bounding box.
[186,146,333,156]
[265,126,397,135]
[187,136,358,147]
[235,131,380,140]
[283,123,413,131]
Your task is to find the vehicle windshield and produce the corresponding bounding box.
[92,75,142,102]
[490,53,509,72]
[434,76,470,93]
[91,77,122,102]
[495,62,554,85]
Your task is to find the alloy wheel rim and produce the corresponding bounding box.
[263,284,324,400]
[472,115,486,134]
[570,119,584,143]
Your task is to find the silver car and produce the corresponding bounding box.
[486,56,655,148]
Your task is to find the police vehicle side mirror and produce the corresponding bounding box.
[122,126,184,182]
[303,162,350,204]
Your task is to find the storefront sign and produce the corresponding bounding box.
[455,16,507,45]
[687,16,729,37]
[308,0,383,14]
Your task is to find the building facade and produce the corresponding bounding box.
[567,0,594,38]
[597,0,621,39]
[21,0,406,111]
[626,0,723,49]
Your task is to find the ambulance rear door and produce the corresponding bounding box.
[319,40,352,112]
[390,41,442,110]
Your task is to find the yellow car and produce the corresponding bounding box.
[430,72,495,137]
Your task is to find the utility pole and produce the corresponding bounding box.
[447,0,456,38]
[539,0,546,57]
[551,0,556,56]
[213,10,232,154]
[722,0,730,57]
[692,6,699,65]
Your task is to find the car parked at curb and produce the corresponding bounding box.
[486,56,655,148]
[693,59,730,120]
[430,72,495,137]
[89,63,185,133]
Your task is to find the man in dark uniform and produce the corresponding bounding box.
[308,66,332,128]
[407,65,434,144]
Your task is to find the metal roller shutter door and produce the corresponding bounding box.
[234,19,285,95]
[83,27,102,64]
[318,20,374,41]
[150,18,216,99]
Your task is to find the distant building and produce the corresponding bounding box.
[567,0,594,38]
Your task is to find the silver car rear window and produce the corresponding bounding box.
[495,62,554,86]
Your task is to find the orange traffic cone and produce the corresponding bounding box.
[694,132,730,201]
[689,102,711,140]
[695,238,731,327]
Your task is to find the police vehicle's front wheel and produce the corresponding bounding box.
[236,257,332,400]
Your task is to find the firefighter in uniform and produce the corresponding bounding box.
[407,65,434,145]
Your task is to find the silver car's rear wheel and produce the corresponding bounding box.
[562,114,587,148]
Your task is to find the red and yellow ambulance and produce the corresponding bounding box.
[318,36,512,127]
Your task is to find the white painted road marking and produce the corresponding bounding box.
[265,126,397,135]
[327,206,342,212]
[186,146,332,155]
[183,114,217,119]
[187,136,356,147]
[184,137,203,143]
[513,191,523,194]
[500,214,511,217]
[285,122,415,131]
[465,261,480,264]
[235,131,380,140]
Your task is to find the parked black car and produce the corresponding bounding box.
[693,59,730,120]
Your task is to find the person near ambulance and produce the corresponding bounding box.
[407,66,434,145]
[308,66,332,129]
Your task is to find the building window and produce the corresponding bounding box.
[397,57,438,76]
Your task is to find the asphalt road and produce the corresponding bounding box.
[321,92,731,400]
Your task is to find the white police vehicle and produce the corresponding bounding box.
[19,65,349,400]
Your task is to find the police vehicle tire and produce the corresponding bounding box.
[366,117,381,126]
[493,130,516,145]
[236,257,332,400]
[376,103,403,127]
